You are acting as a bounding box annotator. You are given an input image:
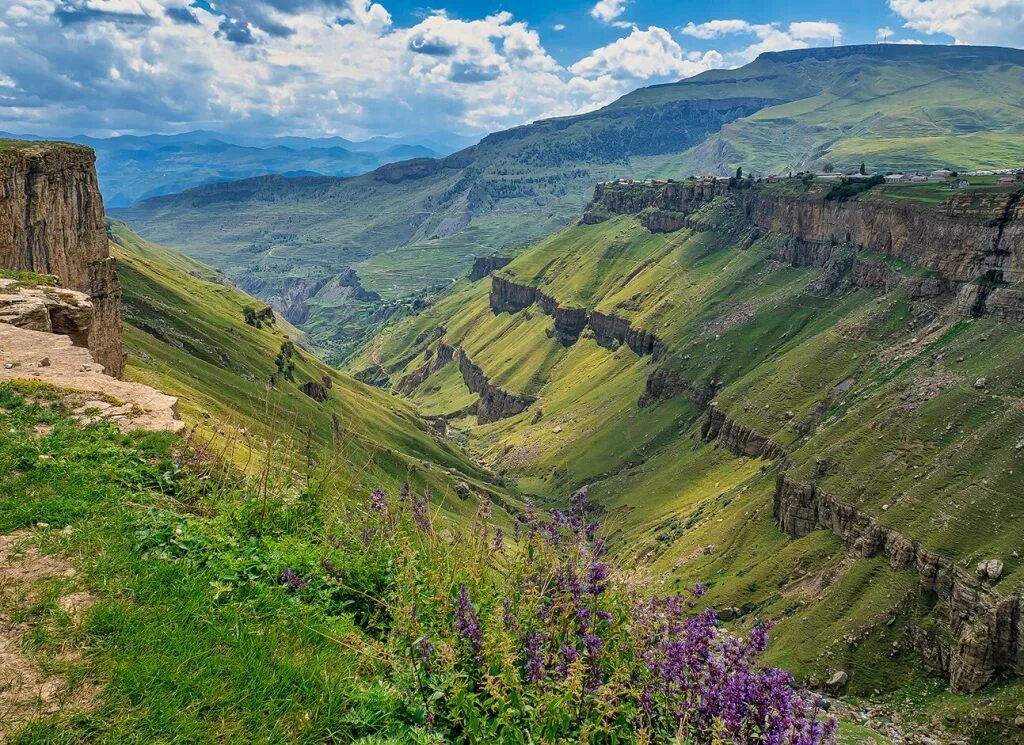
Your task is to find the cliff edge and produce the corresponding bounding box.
[0,141,123,376]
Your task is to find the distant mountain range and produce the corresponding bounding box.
[1,129,478,207]
[114,44,1024,360]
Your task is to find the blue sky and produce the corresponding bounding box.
[1,0,1021,141]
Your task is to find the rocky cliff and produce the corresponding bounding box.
[490,275,589,344]
[774,474,1022,694]
[397,339,456,394]
[0,280,181,433]
[587,310,666,359]
[701,406,787,459]
[470,255,512,282]
[0,143,123,376]
[457,349,535,423]
[585,179,1024,319]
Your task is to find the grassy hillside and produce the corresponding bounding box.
[109,220,501,523]
[352,183,1024,742]
[113,45,1024,363]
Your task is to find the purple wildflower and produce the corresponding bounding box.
[454,583,483,663]
[418,634,435,661]
[369,488,388,514]
[412,488,432,534]
[524,631,545,683]
[279,568,307,591]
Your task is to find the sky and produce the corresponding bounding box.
[2,0,1024,142]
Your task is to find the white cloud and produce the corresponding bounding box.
[788,21,841,41]
[681,18,843,64]
[889,0,1024,46]
[553,23,566,31]
[0,1,736,139]
[570,26,712,79]
[876,24,925,43]
[590,0,628,25]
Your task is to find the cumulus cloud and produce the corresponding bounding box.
[888,0,1024,46]
[681,18,843,63]
[0,1,757,139]
[590,0,628,25]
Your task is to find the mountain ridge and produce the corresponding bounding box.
[115,43,1024,364]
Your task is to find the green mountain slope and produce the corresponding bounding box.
[108,220,501,521]
[113,45,1024,363]
[352,175,1024,742]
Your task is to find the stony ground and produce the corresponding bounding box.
[0,324,183,434]
[0,529,98,741]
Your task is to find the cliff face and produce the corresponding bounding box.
[491,275,589,344]
[470,255,512,282]
[0,280,93,349]
[588,310,666,359]
[585,180,1024,319]
[0,144,123,376]
[457,349,535,423]
[490,275,665,353]
[701,406,787,460]
[775,474,1022,693]
[397,340,456,394]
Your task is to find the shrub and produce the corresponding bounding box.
[315,486,836,744]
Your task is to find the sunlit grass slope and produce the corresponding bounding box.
[354,188,1024,740]
[109,220,499,519]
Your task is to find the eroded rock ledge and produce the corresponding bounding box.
[490,275,665,354]
[0,144,123,376]
[457,349,534,424]
[774,474,1022,693]
[0,323,184,433]
[700,405,786,459]
[490,275,588,344]
[585,180,1024,320]
[470,256,512,282]
[397,340,456,394]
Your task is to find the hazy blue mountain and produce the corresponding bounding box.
[0,129,460,206]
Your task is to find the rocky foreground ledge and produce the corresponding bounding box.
[0,279,183,433]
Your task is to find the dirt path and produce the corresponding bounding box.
[0,530,98,741]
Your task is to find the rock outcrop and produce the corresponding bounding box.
[588,310,666,359]
[490,276,588,344]
[397,340,456,394]
[457,349,534,423]
[638,367,716,408]
[584,179,1024,319]
[0,323,183,433]
[470,255,512,282]
[0,143,123,376]
[774,474,1022,693]
[701,406,786,459]
[0,280,93,349]
[851,256,947,299]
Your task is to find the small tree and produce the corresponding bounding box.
[859,162,867,175]
[735,166,743,179]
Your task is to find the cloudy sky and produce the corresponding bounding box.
[2,0,1022,141]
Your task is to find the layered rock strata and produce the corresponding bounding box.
[700,405,787,459]
[586,180,1024,318]
[490,275,665,354]
[470,256,512,282]
[490,275,589,344]
[397,341,456,394]
[457,349,534,424]
[0,144,123,376]
[774,474,1022,693]
[0,323,183,433]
